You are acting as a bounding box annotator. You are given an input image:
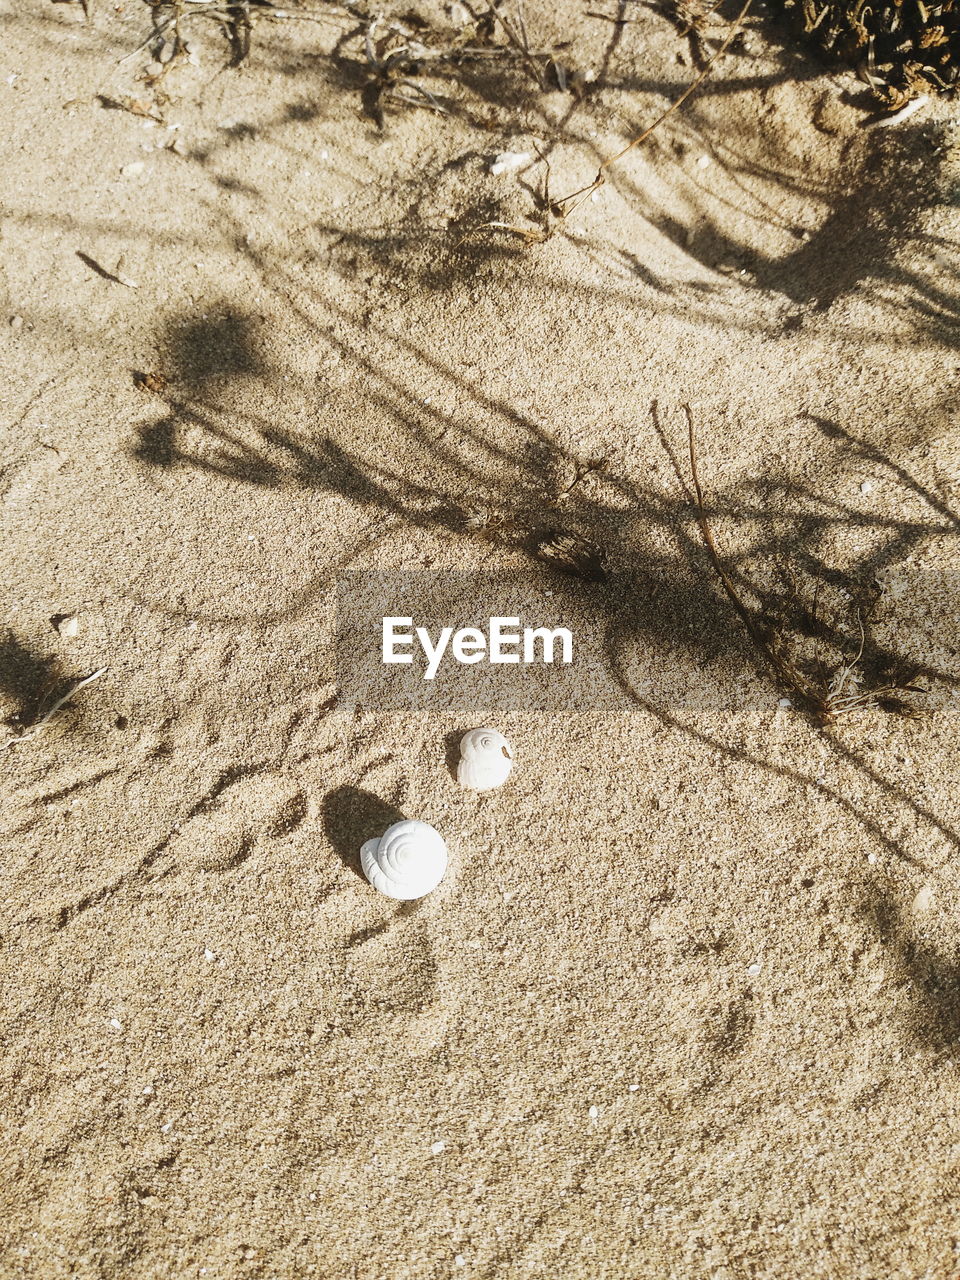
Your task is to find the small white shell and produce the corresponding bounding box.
[457,727,513,791]
[360,819,448,901]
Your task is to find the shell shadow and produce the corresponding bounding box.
[442,726,472,785]
[321,785,405,882]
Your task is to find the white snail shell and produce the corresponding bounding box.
[360,820,448,900]
[457,727,513,791]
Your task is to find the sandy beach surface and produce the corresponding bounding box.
[2,1,960,1275]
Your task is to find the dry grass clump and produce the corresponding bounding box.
[778,0,960,107]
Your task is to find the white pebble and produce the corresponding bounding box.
[860,480,875,495]
[747,962,761,977]
[696,154,711,169]
[874,94,929,127]
[777,697,792,708]
[109,1017,123,1030]
[454,1257,466,1268]
[57,614,79,639]
[912,885,935,912]
[430,1140,445,1155]
[120,161,145,178]
[143,1085,154,1095]
[203,948,216,962]
[628,1084,640,1092]
[588,1104,599,1119]
[489,150,530,176]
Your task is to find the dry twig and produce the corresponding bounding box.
[554,0,752,219]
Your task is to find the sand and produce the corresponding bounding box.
[2,1,960,1276]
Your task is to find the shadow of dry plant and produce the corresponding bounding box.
[665,401,929,724]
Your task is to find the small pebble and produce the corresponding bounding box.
[109,1018,122,1030]
[454,1257,466,1268]
[57,614,79,639]
[489,151,529,176]
[628,1084,640,1092]
[588,1105,599,1119]
[9,314,23,331]
[747,962,762,977]
[203,948,216,962]
[696,154,711,169]
[912,886,935,913]
[143,1085,154,1095]
[777,697,792,708]
[430,1140,445,1155]
[860,480,875,495]
[121,161,145,177]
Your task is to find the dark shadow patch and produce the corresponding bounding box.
[443,726,472,784]
[321,785,405,881]
[163,308,266,386]
[0,631,59,718]
[132,418,178,468]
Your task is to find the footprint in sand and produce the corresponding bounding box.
[344,905,440,1017]
[168,770,306,872]
[306,784,450,1044]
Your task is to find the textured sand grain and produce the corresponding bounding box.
[1,3,960,1277]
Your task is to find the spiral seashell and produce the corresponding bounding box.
[457,727,513,791]
[360,819,448,900]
